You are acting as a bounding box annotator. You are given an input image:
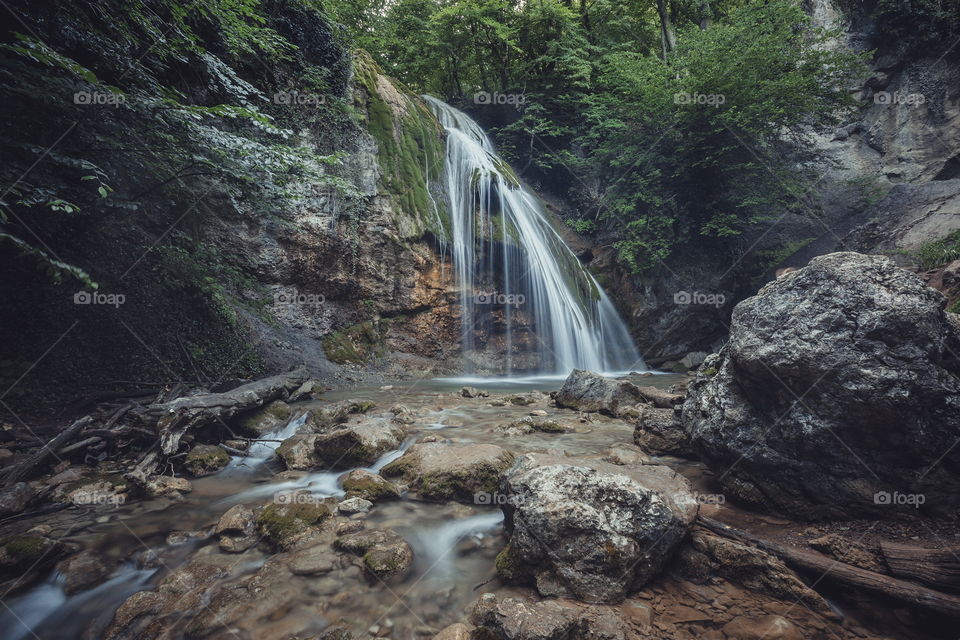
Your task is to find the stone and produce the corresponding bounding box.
[495,416,573,436]
[313,417,406,469]
[554,370,644,417]
[184,444,230,477]
[633,405,693,457]
[634,385,684,408]
[683,252,960,519]
[600,443,653,466]
[341,469,401,501]
[276,433,321,470]
[460,386,489,398]
[380,442,514,503]
[255,500,331,550]
[56,549,113,594]
[335,529,413,579]
[289,379,324,402]
[431,622,470,640]
[680,351,709,371]
[468,593,627,640]
[214,504,258,553]
[236,400,292,437]
[0,482,33,517]
[143,475,193,498]
[722,615,802,640]
[497,453,698,602]
[287,544,338,576]
[338,497,373,514]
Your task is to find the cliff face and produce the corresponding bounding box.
[0,2,462,413]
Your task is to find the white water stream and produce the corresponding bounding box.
[424,96,642,375]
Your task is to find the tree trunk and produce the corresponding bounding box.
[656,0,677,59]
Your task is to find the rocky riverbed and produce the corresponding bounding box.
[0,373,952,640]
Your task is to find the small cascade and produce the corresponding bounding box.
[423,96,642,375]
[406,511,504,577]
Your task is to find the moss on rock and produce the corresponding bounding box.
[184,444,230,477]
[255,501,331,550]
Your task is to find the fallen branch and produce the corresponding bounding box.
[698,516,960,618]
[881,541,960,592]
[1,416,92,487]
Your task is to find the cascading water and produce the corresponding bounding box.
[423,96,642,375]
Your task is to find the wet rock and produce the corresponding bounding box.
[236,400,292,437]
[184,444,230,477]
[600,443,653,466]
[635,385,684,409]
[469,593,627,640]
[633,405,693,457]
[309,399,377,432]
[0,534,62,587]
[341,469,401,501]
[63,478,128,507]
[289,379,325,402]
[338,496,373,514]
[501,392,546,406]
[722,615,801,640]
[287,543,338,576]
[335,528,413,579]
[0,482,33,516]
[0,448,12,465]
[680,351,709,371]
[255,500,331,550]
[460,386,489,398]
[432,622,470,640]
[277,433,321,470]
[214,504,258,553]
[390,403,417,424]
[554,370,644,417]
[314,417,406,469]
[143,475,193,498]
[495,416,573,436]
[683,252,960,519]
[497,453,698,602]
[380,442,514,503]
[56,549,113,594]
[336,520,366,535]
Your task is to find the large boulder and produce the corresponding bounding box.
[313,417,406,469]
[683,252,960,519]
[380,442,514,503]
[554,370,644,417]
[496,453,698,603]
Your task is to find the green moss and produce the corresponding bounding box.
[1,535,49,564]
[378,457,414,478]
[353,400,376,413]
[237,400,291,437]
[322,321,388,364]
[256,502,331,549]
[494,543,521,581]
[341,474,400,501]
[184,444,230,476]
[703,367,718,377]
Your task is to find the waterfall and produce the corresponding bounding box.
[423,96,643,375]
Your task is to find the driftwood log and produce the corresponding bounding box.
[134,366,308,455]
[881,541,960,592]
[698,516,960,618]
[2,367,309,487]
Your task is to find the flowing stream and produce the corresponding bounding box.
[424,96,642,375]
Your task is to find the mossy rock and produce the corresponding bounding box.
[335,528,413,579]
[184,444,230,477]
[255,501,331,550]
[494,543,523,582]
[236,400,292,437]
[322,321,388,365]
[0,535,60,579]
[340,469,401,502]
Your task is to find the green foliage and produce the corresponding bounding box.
[871,0,960,56]
[911,231,960,271]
